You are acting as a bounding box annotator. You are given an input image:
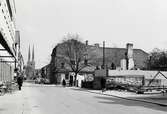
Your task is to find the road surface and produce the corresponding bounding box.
[1,83,167,114]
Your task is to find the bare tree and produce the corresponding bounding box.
[57,34,90,85]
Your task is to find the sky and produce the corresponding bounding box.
[15,0,167,69]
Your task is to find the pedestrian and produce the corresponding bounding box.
[62,79,66,87]
[17,75,23,90]
[101,78,106,93]
[69,75,73,86]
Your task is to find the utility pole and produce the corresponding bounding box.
[102,41,105,69]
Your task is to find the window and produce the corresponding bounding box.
[65,74,68,80]
[6,0,13,20]
[61,63,65,68]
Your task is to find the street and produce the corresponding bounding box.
[0,83,167,114]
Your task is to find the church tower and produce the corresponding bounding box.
[26,45,35,79]
[31,45,35,69]
[27,45,31,65]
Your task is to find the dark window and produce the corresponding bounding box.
[84,59,88,65]
[70,60,75,65]
[61,63,65,68]
[65,74,68,80]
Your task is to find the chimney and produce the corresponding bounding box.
[86,40,88,46]
[126,43,134,70]
[126,43,133,58]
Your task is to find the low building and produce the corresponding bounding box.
[94,69,167,90]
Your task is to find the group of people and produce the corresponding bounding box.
[62,75,74,87]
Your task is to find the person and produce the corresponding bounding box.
[69,75,73,86]
[17,76,23,90]
[62,79,66,87]
[101,77,106,93]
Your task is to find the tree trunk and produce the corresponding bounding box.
[74,73,78,86]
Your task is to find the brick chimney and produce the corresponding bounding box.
[126,43,134,70]
[86,40,88,46]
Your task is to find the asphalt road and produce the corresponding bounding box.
[15,83,166,114]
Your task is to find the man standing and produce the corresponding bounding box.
[17,75,23,90]
[101,77,106,93]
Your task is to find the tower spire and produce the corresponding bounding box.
[28,45,31,62]
[32,45,34,62]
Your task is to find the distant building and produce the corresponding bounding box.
[25,45,35,79]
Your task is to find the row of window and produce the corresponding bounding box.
[0,0,15,42]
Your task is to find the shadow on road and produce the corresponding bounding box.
[95,96,167,112]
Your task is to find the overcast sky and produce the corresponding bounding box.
[15,0,167,68]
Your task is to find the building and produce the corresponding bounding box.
[86,42,148,70]
[47,40,148,85]
[0,0,23,83]
[107,70,167,90]
[40,64,51,79]
[25,45,35,79]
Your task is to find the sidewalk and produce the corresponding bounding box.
[0,82,40,114]
[82,89,167,107]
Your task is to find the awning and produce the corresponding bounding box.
[0,31,15,58]
[0,44,15,63]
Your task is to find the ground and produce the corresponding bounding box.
[0,82,167,114]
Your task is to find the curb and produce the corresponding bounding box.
[77,88,167,107]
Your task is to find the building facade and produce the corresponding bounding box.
[0,0,23,83]
[46,41,148,84]
[86,42,148,70]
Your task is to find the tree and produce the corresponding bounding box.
[146,48,167,71]
[56,34,90,85]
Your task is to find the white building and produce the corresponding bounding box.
[0,0,21,83]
